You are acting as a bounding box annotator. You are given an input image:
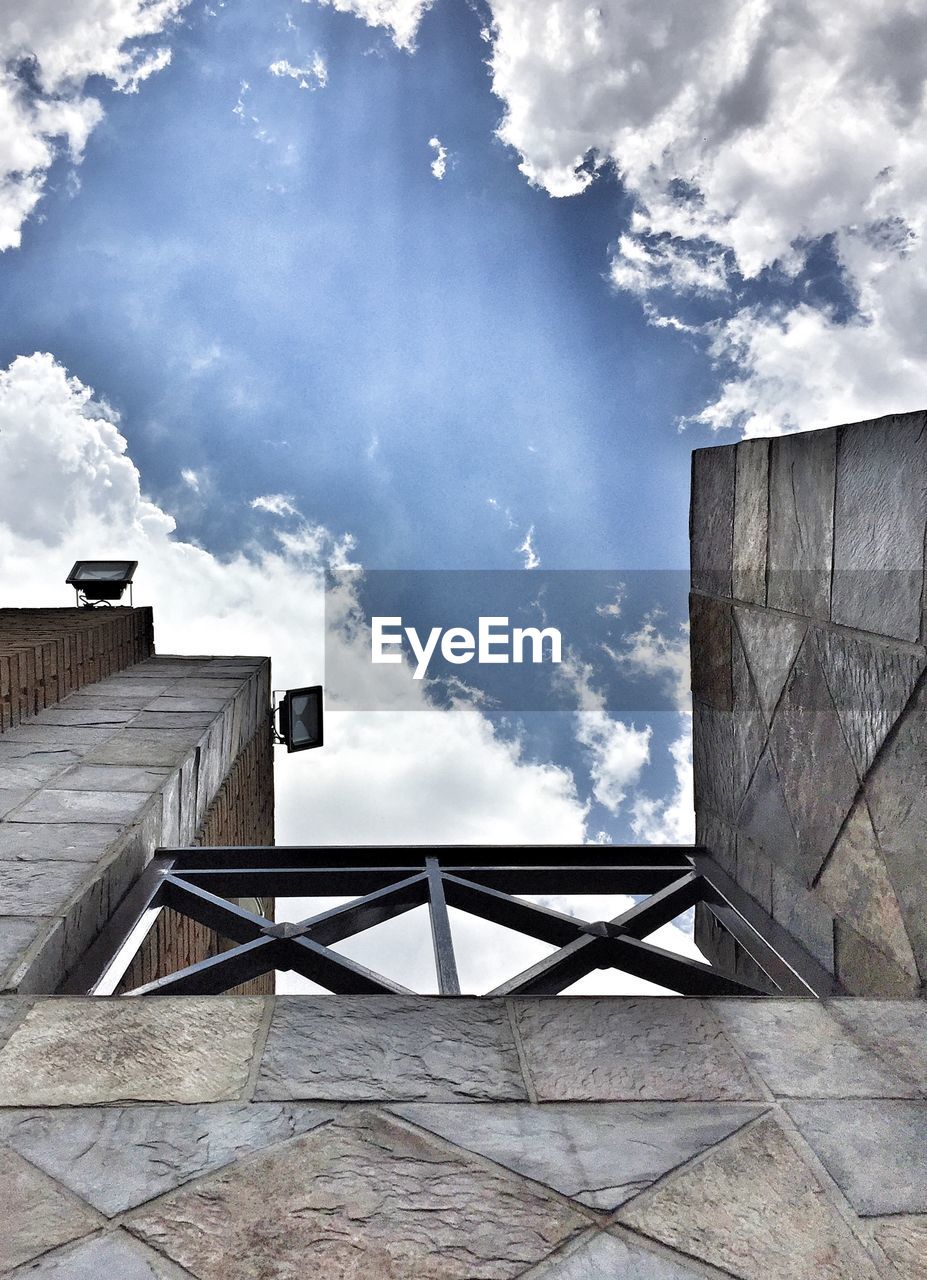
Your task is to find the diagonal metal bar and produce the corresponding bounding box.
[605,934,772,996]
[604,872,703,939]
[162,875,271,944]
[693,853,838,997]
[282,935,416,995]
[291,873,429,946]
[124,937,282,996]
[60,854,175,995]
[442,873,589,947]
[425,859,460,995]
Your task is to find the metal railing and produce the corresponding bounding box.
[61,844,837,998]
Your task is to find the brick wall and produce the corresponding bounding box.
[0,607,154,733]
[117,720,275,995]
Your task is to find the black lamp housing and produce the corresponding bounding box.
[279,685,324,752]
[66,560,137,605]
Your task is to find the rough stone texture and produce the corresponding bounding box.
[0,1102,335,1215]
[8,1231,190,1279]
[817,797,917,981]
[736,747,800,871]
[689,596,732,711]
[391,1102,765,1209]
[0,998,264,1105]
[767,430,836,620]
[828,999,927,1093]
[695,810,735,878]
[731,627,766,813]
[732,438,769,607]
[735,608,806,726]
[525,1230,710,1279]
[692,703,734,824]
[513,999,759,1101]
[0,1145,99,1272]
[619,1117,881,1280]
[813,628,925,779]
[0,648,273,993]
[785,1100,927,1215]
[872,1215,927,1280]
[770,865,835,973]
[256,997,527,1102]
[693,421,927,993]
[711,1000,916,1098]
[768,638,859,884]
[831,413,927,642]
[128,1110,589,1280]
[691,445,735,598]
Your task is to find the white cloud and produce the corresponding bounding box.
[612,619,694,845]
[482,0,927,436]
[0,351,589,849]
[180,467,200,492]
[561,652,652,814]
[250,493,299,517]
[516,524,540,569]
[306,0,435,51]
[0,0,188,250]
[428,134,447,179]
[268,53,328,90]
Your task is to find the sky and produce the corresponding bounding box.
[0,0,924,992]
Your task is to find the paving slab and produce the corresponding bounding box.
[84,729,204,766]
[0,1102,337,1215]
[831,412,927,641]
[827,1000,927,1094]
[8,1231,192,1279]
[690,445,735,598]
[786,1100,927,1215]
[128,1110,588,1280]
[0,747,81,789]
[712,1000,917,1097]
[767,428,835,620]
[130,711,219,730]
[0,861,93,915]
[0,1145,99,1272]
[872,1215,927,1280]
[619,1116,881,1280]
[47,765,172,793]
[0,998,265,1105]
[0,822,123,861]
[768,637,859,884]
[732,438,769,607]
[735,607,806,725]
[255,996,527,1102]
[524,1229,710,1279]
[512,999,759,1101]
[391,1101,766,1209]
[9,788,153,825]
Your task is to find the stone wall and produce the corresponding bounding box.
[0,994,924,1278]
[0,646,272,994]
[0,608,154,733]
[690,410,927,996]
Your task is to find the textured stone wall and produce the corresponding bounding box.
[0,608,154,733]
[0,994,924,1278]
[117,723,275,996]
[0,653,271,993]
[690,410,927,996]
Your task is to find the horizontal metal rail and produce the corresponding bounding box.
[60,844,837,998]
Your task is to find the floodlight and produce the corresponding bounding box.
[66,560,137,606]
[278,685,324,752]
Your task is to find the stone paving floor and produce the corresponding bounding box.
[0,995,924,1278]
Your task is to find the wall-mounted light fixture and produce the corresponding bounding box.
[275,685,324,752]
[66,560,137,607]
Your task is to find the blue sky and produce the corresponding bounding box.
[0,0,924,866]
